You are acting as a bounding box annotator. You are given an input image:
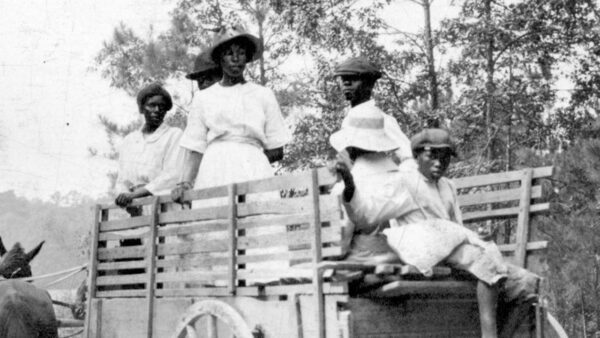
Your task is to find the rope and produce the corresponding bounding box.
[0,264,87,284]
[44,265,87,288]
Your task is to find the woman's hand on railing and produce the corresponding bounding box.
[171,181,194,205]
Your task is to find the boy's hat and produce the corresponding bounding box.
[333,57,382,80]
[186,50,220,80]
[410,128,457,156]
[209,26,263,64]
[330,109,398,152]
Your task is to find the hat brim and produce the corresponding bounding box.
[413,144,458,157]
[185,67,220,80]
[209,34,263,64]
[330,129,399,153]
[333,70,382,80]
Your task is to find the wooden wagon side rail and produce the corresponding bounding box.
[85,168,341,338]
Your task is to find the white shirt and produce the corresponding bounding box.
[115,124,184,196]
[345,167,462,227]
[180,82,292,153]
[341,100,414,165]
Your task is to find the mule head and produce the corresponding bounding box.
[0,241,45,279]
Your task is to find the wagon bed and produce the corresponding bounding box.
[83,166,565,338]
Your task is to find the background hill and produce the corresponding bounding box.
[0,190,105,289]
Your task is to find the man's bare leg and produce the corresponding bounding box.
[477,281,498,338]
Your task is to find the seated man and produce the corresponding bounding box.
[335,128,539,338]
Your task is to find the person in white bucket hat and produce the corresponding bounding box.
[328,109,402,264]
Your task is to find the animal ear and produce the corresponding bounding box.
[0,237,6,256]
[25,241,45,263]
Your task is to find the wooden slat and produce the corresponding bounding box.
[99,216,152,232]
[155,255,230,270]
[237,194,340,217]
[149,282,349,298]
[498,240,548,253]
[227,184,237,295]
[236,268,314,280]
[236,171,312,196]
[237,227,342,250]
[462,202,550,222]
[96,289,146,298]
[99,230,148,241]
[236,212,340,230]
[458,185,541,206]
[97,260,147,271]
[453,166,553,189]
[154,287,241,297]
[237,246,344,264]
[85,206,103,338]
[159,205,229,224]
[145,198,159,338]
[157,239,229,256]
[236,282,348,296]
[515,169,533,267]
[236,196,312,216]
[96,273,147,286]
[156,219,229,237]
[98,246,146,260]
[180,185,229,203]
[366,280,477,298]
[309,169,325,338]
[154,271,229,283]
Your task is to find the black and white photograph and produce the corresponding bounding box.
[1,0,594,337]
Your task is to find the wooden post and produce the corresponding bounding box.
[85,205,104,338]
[145,198,160,338]
[515,168,533,267]
[309,169,325,338]
[228,183,238,295]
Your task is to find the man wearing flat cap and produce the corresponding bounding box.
[335,128,541,338]
[334,57,414,168]
[186,50,222,91]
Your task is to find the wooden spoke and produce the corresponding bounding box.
[172,300,252,338]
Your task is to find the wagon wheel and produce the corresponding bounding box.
[171,299,254,338]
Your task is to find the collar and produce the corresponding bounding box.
[348,99,376,113]
[141,123,169,143]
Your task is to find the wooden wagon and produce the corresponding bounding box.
[83,166,567,338]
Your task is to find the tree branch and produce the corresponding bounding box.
[492,31,539,65]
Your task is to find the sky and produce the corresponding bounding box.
[0,0,458,201]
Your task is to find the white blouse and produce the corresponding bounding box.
[345,167,462,228]
[115,124,184,196]
[180,82,292,153]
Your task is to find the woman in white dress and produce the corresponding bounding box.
[172,27,292,285]
[173,26,291,202]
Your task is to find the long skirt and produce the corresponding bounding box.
[186,141,284,285]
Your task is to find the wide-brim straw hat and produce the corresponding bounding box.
[186,50,220,79]
[209,26,263,64]
[330,109,399,153]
